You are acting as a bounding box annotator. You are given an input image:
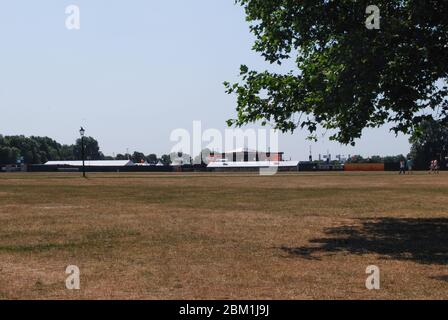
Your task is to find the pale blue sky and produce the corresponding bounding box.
[0,1,411,160]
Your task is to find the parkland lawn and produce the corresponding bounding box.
[0,172,446,299]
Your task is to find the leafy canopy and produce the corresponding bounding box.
[225,0,448,145]
[410,119,448,168]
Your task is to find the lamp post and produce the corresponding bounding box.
[79,127,86,178]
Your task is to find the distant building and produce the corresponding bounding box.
[206,148,298,171]
[208,160,299,170]
[208,148,284,163]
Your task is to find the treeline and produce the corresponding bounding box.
[110,152,173,166]
[293,121,446,169]
[409,119,448,169]
[346,155,407,164]
[348,119,448,167]
[2,118,446,168]
[0,135,173,165]
[0,135,75,165]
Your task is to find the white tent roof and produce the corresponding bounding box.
[134,161,150,166]
[44,160,135,167]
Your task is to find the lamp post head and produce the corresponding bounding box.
[79,127,85,137]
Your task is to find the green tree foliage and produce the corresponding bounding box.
[0,134,174,166]
[410,119,448,168]
[131,152,146,163]
[0,135,70,164]
[347,154,405,163]
[73,137,104,160]
[0,145,20,164]
[159,154,172,166]
[59,145,75,161]
[146,154,158,165]
[115,154,129,160]
[370,155,384,163]
[382,155,407,163]
[225,1,448,145]
[0,135,105,164]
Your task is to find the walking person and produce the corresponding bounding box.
[399,160,406,175]
[434,159,440,174]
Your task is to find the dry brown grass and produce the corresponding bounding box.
[0,171,447,300]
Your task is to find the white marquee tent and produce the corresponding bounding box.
[44,160,135,167]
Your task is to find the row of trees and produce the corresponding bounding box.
[347,155,407,164]
[409,119,448,168]
[346,119,447,166]
[0,135,173,166]
[0,135,80,165]
[111,152,172,165]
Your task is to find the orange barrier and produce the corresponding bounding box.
[344,163,385,171]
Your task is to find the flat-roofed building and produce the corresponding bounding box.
[208,148,284,163]
[208,160,299,169]
[206,148,297,171]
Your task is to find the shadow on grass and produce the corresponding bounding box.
[431,275,448,282]
[281,218,448,265]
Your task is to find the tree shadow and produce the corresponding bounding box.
[281,218,448,265]
[431,275,448,282]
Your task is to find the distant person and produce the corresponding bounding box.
[406,158,413,174]
[429,159,440,174]
[434,159,440,174]
[399,160,406,175]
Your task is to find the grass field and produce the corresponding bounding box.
[0,172,447,300]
